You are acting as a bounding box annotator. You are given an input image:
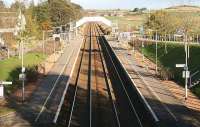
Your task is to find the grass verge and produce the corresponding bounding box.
[142,43,200,97]
[0,52,46,93]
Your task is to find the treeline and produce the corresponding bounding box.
[131,8,147,13]
[145,10,200,37]
[0,0,83,39]
[27,0,83,39]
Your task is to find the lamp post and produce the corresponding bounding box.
[21,40,25,102]
[16,0,26,102]
[184,34,189,100]
[140,26,145,62]
[155,30,158,74]
[176,33,190,100]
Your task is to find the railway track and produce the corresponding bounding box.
[57,23,156,127]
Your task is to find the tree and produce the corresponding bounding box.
[32,2,50,25]
[132,8,139,12]
[49,0,76,26]
[0,0,6,11]
[7,0,83,41]
[145,10,177,35]
[10,1,25,12]
[33,0,83,27]
[140,8,147,12]
[144,9,199,42]
[25,2,41,39]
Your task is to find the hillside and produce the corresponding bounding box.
[166,5,200,12]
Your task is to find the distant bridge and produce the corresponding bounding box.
[76,16,112,28]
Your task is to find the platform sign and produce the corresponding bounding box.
[19,73,26,81]
[0,81,12,85]
[176,64,185,68]
[182,71,190,78]
[0,85,3,98]
[22,67,26,73]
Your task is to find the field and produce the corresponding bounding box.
[142,43,200,97]
[105,5,200,33]
[105,13,147,31]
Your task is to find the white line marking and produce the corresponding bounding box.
[100,37,143,127]
[125,53,178,121]
[35,48,75,122]
[108,40,159,122]
[53,39,84,123]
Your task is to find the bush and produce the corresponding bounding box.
[5,66,38,94]
[159,67,174,80]
[26,66,38,82]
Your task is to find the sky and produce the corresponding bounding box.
[3,0,39,6]
[3,0,200,9]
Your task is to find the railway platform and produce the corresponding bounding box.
[107,40,200,127]
[0,35,83,127]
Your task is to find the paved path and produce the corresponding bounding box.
[108,40,200,127]
[0,36,83,127]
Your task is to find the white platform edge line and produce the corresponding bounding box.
[53,38,84,124]
[34,46,75,122]
[126,56,178,121]
[108,40,159,122]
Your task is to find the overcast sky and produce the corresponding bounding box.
[3,0,200,9]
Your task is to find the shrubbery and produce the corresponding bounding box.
[6,66,39,94]
[141,42,200,97]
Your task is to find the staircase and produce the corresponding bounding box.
[190,70,200,88]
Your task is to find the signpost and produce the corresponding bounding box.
[182,71,190,78]
[19,73,26,81]
[19,71,26,102]
[176,63,190,100]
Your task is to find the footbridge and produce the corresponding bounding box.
[76,16,112,28]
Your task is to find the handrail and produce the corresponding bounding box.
[189,70,200,88]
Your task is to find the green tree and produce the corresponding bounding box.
[25,2,41,39]
[0,0,6,11]
[49,0,75,26]
[10,1,25,12]
[32,2,50,26]
[145,10,183,37]
[33,0,83,27]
